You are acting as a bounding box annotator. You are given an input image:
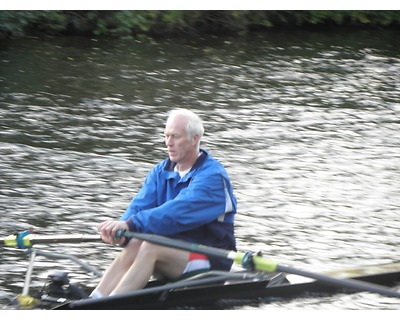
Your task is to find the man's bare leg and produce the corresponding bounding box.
[110,241,189,295]
[92,239,143,296]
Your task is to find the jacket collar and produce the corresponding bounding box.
[165,148,208,172]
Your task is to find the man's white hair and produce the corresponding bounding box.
[167,109,204,142]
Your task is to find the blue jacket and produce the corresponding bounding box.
[120,149,237,270]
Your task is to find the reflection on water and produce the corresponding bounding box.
[1,30,399,309]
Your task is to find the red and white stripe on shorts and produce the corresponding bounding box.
[182,252,210,274]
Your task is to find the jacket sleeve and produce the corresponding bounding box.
[127,169,232,236]
[119,167,159,222]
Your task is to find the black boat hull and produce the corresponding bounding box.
[53,263,400,310]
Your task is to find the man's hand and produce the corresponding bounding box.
[97,220,129,245]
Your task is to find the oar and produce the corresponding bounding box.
[0,231,101,249]
[115,230,400,299]
[3,230,400,298]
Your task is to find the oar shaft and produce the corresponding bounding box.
[29,234,102,244]
[121,231,278,272]
[118,232,251,272]
[120,231,236,260]
[0,233,101,248]
[277,264,400,298]
[120,231,400,299]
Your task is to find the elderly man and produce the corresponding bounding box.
[90,108,237,298]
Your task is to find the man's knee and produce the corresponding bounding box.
[137,241,159,259]
[119,239,142,260]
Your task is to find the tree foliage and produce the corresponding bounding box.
[0,10,399,39]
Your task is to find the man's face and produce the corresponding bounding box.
[164,115,196,164]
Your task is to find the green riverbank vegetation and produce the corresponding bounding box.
[1,10,399,39]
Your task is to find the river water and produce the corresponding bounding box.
[0,29,399,310]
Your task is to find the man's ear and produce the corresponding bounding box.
[192,134,200,145]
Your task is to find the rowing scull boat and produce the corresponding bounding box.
[2,231,400,309]
[56,262,400,310]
